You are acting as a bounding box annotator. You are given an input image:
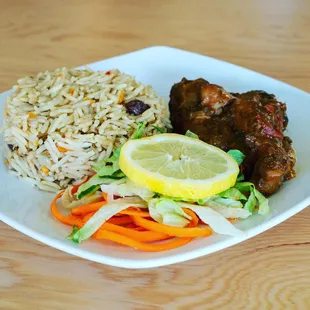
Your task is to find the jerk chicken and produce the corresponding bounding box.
[169,78,296,195]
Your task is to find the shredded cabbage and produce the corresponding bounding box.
[205,201,251,219]
[234,182,270,215]
[101,179,154,201]
[218,188,247,201]
[69,197,147,243]
[147,198,245,236]
[211,197,244,208]
[179,202,245,237]
[148,198,191,227]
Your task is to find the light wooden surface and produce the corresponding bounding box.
[0,0,310,309]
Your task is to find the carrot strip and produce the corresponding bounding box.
[71,201,107,216]
[50,192,83,227]
[132,216,212,237]
[82,212,96,222]
[132,226,146,231]
[100,223,170,242]
[81,212,133,226]
[119,209,150,217]
[102,192,108,201]
[108,216,133,226]
[93,230,192,251]
[183,208,199,227]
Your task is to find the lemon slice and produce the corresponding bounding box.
[119,134,239,200]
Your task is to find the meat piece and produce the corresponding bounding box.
[169,79,296,195]
[201,83,236,117]
[231,91,286,139]
[170,78,243,152]
[232,91,296,194]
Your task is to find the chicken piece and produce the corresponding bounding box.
[231,91,287,139]
[231,90,296,194]
[169,79,296,196]
[170,78,244,152]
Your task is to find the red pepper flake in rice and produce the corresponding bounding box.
[105,71,111,75]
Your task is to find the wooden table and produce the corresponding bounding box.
[1,0,309,309]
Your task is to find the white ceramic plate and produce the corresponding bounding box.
[0,46,309,269]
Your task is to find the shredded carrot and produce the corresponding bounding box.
[68,88,75,95]
[132,216,212,238]
[131,226,146,231]
[93,230,192,251]
[102,192,108,201]
[50,190,209,251]
[71,200,107,216]
[99,222,170,242]
[57,73,63,77]
[183,208,199,227]
[107,216,132,226]
[50,192,83,227]
[81,212,132,226]
[81,213,138,232]
[57,145,69,152]
[125,223,139,229]
[119,209,150,217]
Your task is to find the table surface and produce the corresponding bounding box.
[1,0,310,309]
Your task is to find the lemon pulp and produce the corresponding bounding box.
[119,134,239,200]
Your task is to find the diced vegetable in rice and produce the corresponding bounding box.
[2,67,171,192]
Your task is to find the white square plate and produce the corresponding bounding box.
[0,46,309,269]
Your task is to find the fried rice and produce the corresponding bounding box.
[2,67,170,192]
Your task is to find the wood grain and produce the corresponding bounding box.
[0,0,310,309]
